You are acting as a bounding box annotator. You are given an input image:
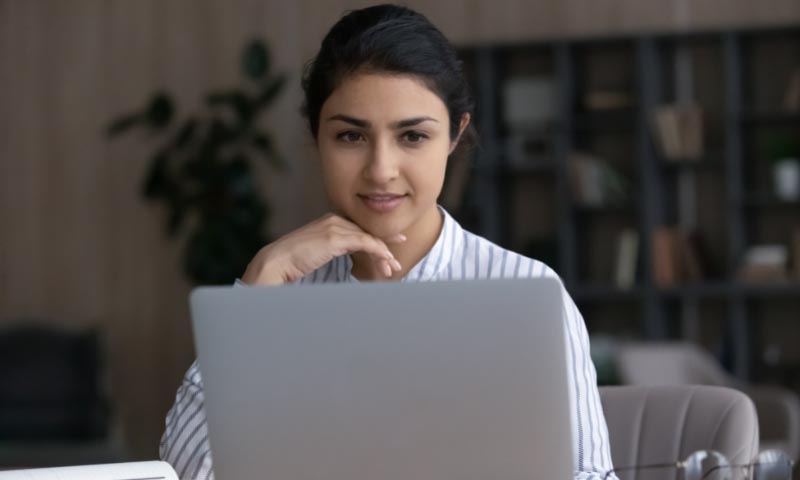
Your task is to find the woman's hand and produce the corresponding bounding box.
[240,213,406,286]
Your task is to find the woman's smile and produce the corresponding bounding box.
[357,192,409,213]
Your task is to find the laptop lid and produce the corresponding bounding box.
[189,277,573,480]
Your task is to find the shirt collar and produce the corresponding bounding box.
[342,204,463,283]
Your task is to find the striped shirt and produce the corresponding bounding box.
[159,205,616,480]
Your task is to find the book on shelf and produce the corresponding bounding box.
[737,244,790,283]
[651,227,716,288]
[651,105,704,162]
[567,151,629,207]
[794,227,800,279]
[652,227,679,288]
[784,67,800,112]
[583,90,635,111]
[0,461,177,480]
[614,228,639,289]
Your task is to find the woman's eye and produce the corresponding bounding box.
[403,131,428,144]
[337,131,364,143]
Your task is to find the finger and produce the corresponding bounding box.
[380,258,393,277]
[370,255,402,276]
[336,233,394,260]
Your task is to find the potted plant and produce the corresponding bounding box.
[107,39,286,285]
[766,134,800,202]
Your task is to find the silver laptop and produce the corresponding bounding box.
[189,278,573,480]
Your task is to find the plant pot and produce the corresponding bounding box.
[773,158,800,201]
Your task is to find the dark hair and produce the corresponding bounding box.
[300,4,478,160]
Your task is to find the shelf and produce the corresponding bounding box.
[569,284,643,302]
[458,27,800,382]
[740,193,800,209]
[658,281,800,298]
[573,203,638,215]
[475,161,556,177]
[657,153,726,171]
[734,281,800,296]
[569,111,637,132]
[658,282,733,298]
[740,111,800,126]
[565,281,800,301]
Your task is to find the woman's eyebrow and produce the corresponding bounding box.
[327,114,369,127]
[326,114,438,129]
[391,116,438,128]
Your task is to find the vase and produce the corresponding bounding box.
[773,159,800,201]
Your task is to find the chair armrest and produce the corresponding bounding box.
[743,385,800,459]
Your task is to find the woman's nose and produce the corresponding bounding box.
[363,139,399,184]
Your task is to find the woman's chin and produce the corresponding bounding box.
[351,213,409,240]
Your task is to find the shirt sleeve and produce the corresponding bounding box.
[542,266,618,480]
[159,360,215,480]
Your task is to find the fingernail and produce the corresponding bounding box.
[384,263,393,277]
[392,259,402,271]
[397,234,407,241]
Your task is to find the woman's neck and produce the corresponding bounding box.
[350,205,444,281]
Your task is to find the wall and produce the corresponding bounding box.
[1,0,798,459]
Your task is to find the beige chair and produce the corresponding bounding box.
[614,342,800,460]
[599,385,759,480]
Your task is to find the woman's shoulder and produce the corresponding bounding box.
[457,229,561,281]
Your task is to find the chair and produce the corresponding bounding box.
[0,324,127,468]
[614,341,800,460]
[599,385,759,480]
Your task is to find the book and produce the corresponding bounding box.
[652,227,718,287]
[614,228,639,288]
[567,152,628,207]
[583,90,634,111]
[784,67,800,112]
[651,105,704,161]
[794,228,800,279]
[652,227,679,288]
[0,461,177,480]
[737,244,789,283]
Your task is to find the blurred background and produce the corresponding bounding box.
[0,0,799,468]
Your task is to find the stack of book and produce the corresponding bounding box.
[567,152,629,207]
[651,105,704,162]
[651,227,716,288]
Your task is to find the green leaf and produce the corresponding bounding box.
[206,90,253,128]
[183,222,254,285]
[226,156,255,197]
[255,74,286,108]
[145,92,174,129]
[251,133,287,170]
[173,118,198,149]
[242,39,270,80]
[166,196,186,237]
[106,114,143,137]
[142,152,170,199]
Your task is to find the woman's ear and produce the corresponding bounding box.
[448,112,471,155]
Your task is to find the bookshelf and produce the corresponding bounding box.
[451,26,800,382]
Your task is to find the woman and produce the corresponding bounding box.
[160,4,615,479]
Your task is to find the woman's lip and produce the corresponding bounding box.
[358,194,407,213]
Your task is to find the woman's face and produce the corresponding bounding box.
[316,72,468,239]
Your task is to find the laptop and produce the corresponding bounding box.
[189,277,573,480]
